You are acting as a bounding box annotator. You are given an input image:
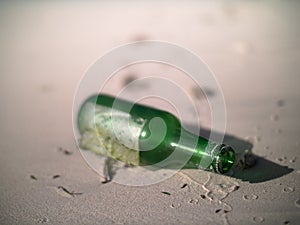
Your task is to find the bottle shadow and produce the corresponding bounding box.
[184,124,293,183]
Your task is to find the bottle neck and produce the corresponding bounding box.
[170,128,235,173]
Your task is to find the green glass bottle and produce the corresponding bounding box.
[77,94,235,174]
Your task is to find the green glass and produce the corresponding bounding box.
[78,94,235,174]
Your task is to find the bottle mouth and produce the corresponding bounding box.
[213,144,235,174]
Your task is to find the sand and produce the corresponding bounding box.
[0,1,299,224]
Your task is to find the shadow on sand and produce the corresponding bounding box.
[184,124,293,183]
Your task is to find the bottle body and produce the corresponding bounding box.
[78,94,235,174]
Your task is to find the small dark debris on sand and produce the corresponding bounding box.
[101,179,111,184]
[161,191,171,196]
[181,183,188,189]
[58,147,72,155]
[200,194,206,199]
[52,175,60,179]
[215,209,222,213]
[233,185,240,191]
[124,164,134,168]
[122,75,137,86]
[30,175,37,180]
[57,186,82,197]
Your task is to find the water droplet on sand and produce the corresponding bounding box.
[283,186,294,193]
[243,194,258,200]
[270,114,279,121]
[252,216,264,223]
[294,198,300,207]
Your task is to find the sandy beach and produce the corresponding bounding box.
[0,1,299,224]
